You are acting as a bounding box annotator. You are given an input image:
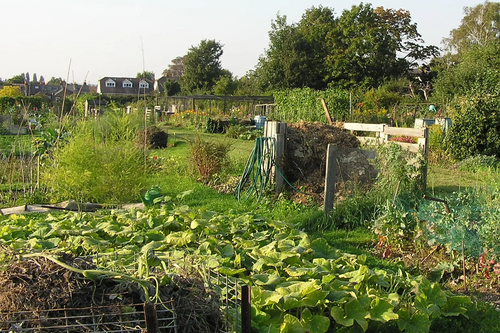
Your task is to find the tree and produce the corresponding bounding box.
[434,42,500,159]
[25,72,30,84]
[33,73,38,83]
[235,70,263,96]
[163,79,181,96]
[47,77,64,85]
[256,8,335,91]
[162,56,187,81]
[213,71,238,95]
[7,74,25,84]
[180,39,225,94]
[443,1,500,54]
[433,41,500,102]
[39,75,45,85]
[326,4,438,88]
[136,71,155,80]
[256,5,437,91]
[0,86,23,97]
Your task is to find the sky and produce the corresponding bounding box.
[1,0,486,85]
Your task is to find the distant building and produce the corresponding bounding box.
[14,82,95,100]
[97,77,154,95]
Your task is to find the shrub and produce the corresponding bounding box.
[136,126,168,149]
[225,124,262,140]
[376,142,425,200]
[457,154,499,172]
[41,121,147,204]
[446,95,500,160]
[188,135,231,182]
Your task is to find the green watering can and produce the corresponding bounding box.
[142,186,162,206]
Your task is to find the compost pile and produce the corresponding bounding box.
[0,255,224,332]
[283,122,377,203]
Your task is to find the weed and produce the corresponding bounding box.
[188,135,231,183]
[41,120,147,204]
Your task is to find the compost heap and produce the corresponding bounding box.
[0,254,224,333]
[283,121,377,204]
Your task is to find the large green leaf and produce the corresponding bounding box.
[441,296,471,317]
[368,298,399,323]
[280,314,304,333]
[396,310,431,333]
[252,287,283,307]
[344,298,369,331]
[252,274,283,287]
[165,231,197,246]
[331,306,354,327]
[414,280,447,317]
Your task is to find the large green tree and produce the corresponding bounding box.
[180,39,225,94]
[256,4,437,91]
[433,41,500,159]
[433,41,500,102]
[256,7,335,91]
[326,4,438,88]
[7,74,25,84]
[443,1,500,55]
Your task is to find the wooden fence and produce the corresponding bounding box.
[323,123,429,213]
[342,122,429,154]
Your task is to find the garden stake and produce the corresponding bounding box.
[462,239,467,292]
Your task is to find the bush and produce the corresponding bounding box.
[446,97,500,159]
[188,135,231,182]
[41,121,147,204]
[136,126,168,149]
[457,154,499,172]
[225,124,262,140]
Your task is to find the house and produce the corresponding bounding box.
[154,76,167,94]
[19,82,95,100]
[97,77,154,95]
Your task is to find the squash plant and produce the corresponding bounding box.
[0,203,470,333]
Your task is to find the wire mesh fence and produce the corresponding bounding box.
[205,270,243,333]
[0,301,177,333]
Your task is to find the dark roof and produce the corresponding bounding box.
[97,77,154,95]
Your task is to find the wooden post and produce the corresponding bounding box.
[241,285,251,333]
[275,132,285,195]
[324,144,337,214]
[419,127,429,194]
[321,98,333,125]
[144,302,159,333]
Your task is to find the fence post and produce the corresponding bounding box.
[324,144,337,214]
[241,285,251,333]
[264,121,287,196]
[419,127,429,194]
[144,302,159,333]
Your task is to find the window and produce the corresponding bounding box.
[122,80,133,88]
[139,80,149,89]
[105,79,116,88]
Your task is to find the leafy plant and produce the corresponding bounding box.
[225,124,262,140]
[188,135,231,182]
[376,143,425,200]
[41,120,147,204]
[0,204,471,333]
[456,154,499,172]
[273,88,349,123]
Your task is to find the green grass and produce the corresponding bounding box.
[427,165,491,194]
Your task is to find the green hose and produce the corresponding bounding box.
[234,137,311,202]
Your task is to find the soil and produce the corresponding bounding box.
[0,255,225,332]
[283,121,377,204]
